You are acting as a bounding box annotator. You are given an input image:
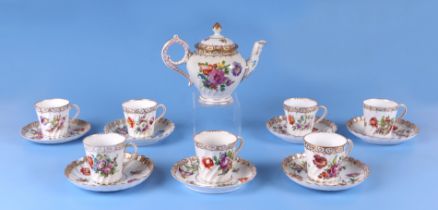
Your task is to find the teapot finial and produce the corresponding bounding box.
[213,22,222,35]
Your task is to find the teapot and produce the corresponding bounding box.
[161,23,266,105]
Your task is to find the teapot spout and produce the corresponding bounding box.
[243,40,266,80]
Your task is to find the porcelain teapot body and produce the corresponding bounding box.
[161,23,266,105]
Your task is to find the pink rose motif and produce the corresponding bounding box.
[98,160,106,169]
[208,69,226,86]
[102,167,111,175]
[327,164,339,177]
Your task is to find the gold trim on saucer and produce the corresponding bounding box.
[281,153,370,187]
[64,153,154,187]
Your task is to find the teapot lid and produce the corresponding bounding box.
[195,23,238,56]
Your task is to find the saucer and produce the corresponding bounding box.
[347,116,419,145]
[266,115,337,143]
[65,153,154,192]
[171,156,256,193]
[282,153,369,191]
[104,118,175,146]
[21,119,91,144]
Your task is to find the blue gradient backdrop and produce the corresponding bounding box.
[1,0,437,209]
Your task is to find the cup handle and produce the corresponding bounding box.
[125,142,138,157]
[155,104,167,121]
[345,139,354,156]
[70,104,80,120]
[234,136,245,157]
[314,105,328,124]
[396,104,408,121]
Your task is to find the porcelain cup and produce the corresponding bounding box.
[194,130,244,185]
[363,98,408,137]
[83,133,138,185]
[304,132,353,184]
[34,98,80,138]
[283,98,328,136]
[122,99,167,138]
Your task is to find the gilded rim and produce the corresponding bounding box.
[20,119,91,142]
[283,98,319,113]
[304,141,344,155]
[122,99,159,114]
[266,115,337,138]
[281,153,370,187]
[346,116,419,140]
[103,118,175,141]
[171,156,256,189]
[193,130,238,151]
[303,133,347,155]
[34,98,71,113]
[363,98,398,112]
[83,143,125,153]
[83,133,126,152]
[64,153,154,187]
[194,22,238,56]
[195,43,238,56]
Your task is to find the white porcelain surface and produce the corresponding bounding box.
[161,23,266,105]
[304,133,353,184]
[83,133,137,185]
[193,131,244,185]
[122,99,166,138]
[65,153,153,192]
[171,156,256,193]
[21,119,90,144]
[34,98,80,138]
[283,98,328,137]
[282,153,369,191]
[363,98,407,137]
[347,116,419,145]
[104,118,175,146]
[266,115,337,143]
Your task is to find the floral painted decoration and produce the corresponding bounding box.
[284,154,369,189]
[178,159,199,179]
[314,155,346,179]
[127,178,138,183]
[197,61,242,91]
[368,116,395,135]
[312,155,327,169]
[232,61,242,76]
[287,114,314,131]
[202,157,214,169]
[80,167,91,176]
[127,115,155,134]
[238,177,249,183]
[201,151,234,175]
[345,172,360,183]
[29,127,85,139]
[87,154,118,177]
[40,115,66,133]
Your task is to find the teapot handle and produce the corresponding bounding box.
[161,35,192,86]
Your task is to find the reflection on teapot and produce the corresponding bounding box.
[161,23,266,105]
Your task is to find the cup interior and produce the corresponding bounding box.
[123,99,157,109]
[304,133,347,147]
[284,98,317,108]
[35,98,69,108]
[83,133,125,147]
[364,98,398,108]
[194,130,237,146]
